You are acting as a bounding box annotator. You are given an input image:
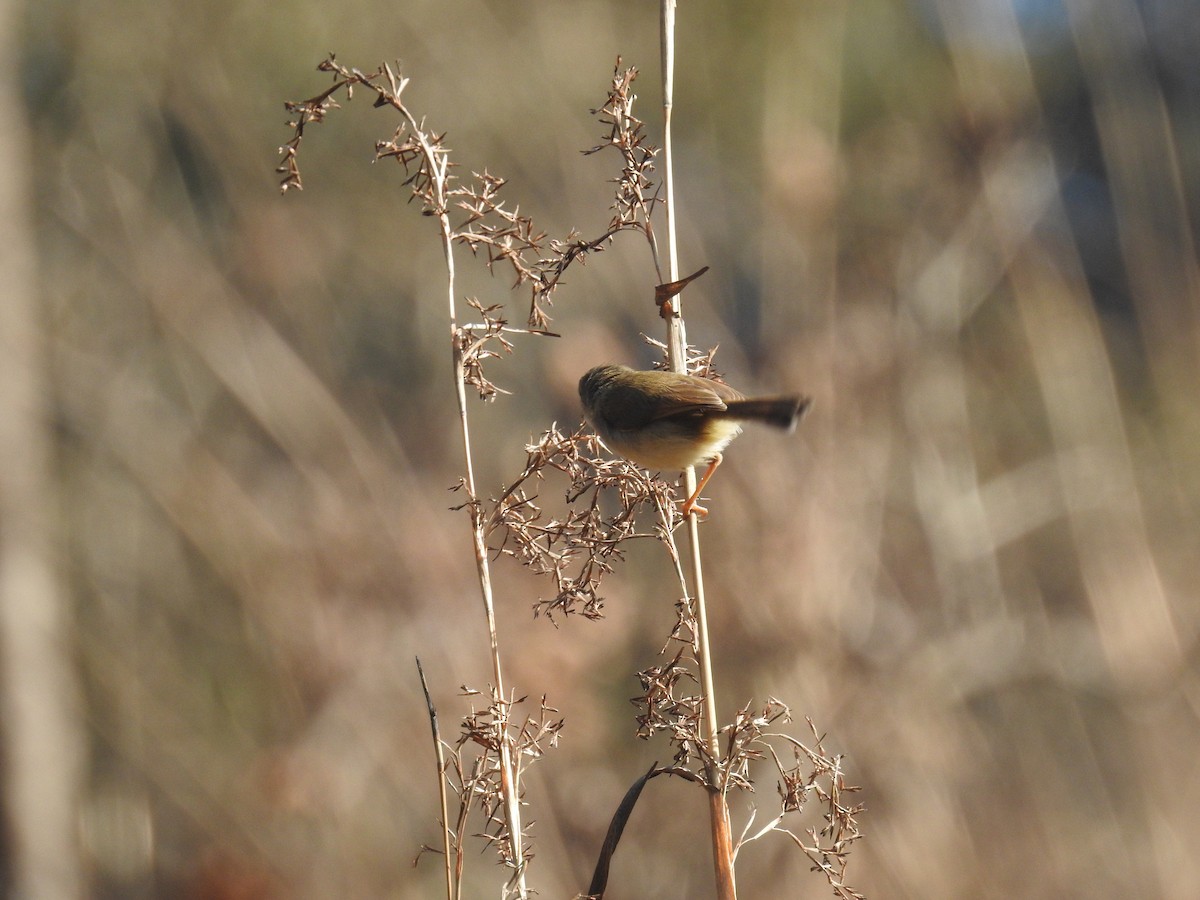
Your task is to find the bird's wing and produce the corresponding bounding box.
[621,376,743,429]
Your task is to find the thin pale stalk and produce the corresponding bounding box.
[402,108,527,897]
[417,658,455,900]
[445,223,528,900]
[659,3,736,898]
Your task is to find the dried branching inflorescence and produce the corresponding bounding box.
[748,714,866,900]
[629,681,865,896]
[456,299,517,401]
[632,648,710,771]
[417,687,564,876]
[485,426,680,620]
[280,56,660,331]
[586,63,661,240]
[633,686,865,897]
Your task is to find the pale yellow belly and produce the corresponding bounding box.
[603,420,743,471]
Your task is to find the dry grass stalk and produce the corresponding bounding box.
[415,658,454,900]
[656,2,736,895]
[282,54,540,897]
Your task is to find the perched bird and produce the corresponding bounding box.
[578,364,810,517]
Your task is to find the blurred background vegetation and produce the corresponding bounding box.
[3,0,1198,896]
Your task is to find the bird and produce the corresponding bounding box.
[578,364,810,517]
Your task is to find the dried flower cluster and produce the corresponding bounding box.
[486,426,681,620]
[280,56,659,331]
[728,709,865,899]
[583,62,663,274]
[456,299,517,401]
[417,687,564,878]
[633,675,865,898]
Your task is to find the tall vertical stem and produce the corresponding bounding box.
[425,138,526,896]
[659,3,736,897]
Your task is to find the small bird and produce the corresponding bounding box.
[578,364,810,517]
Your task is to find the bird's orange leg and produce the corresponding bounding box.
[681,453,722,519]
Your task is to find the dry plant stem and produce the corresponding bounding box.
[659,3,736,898]
[446,184,528,900]
[378,76,527,897]
[417,658,456,900]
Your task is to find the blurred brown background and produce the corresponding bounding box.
[3,0,1198,897]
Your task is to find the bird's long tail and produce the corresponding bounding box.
[723,396,811,431]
